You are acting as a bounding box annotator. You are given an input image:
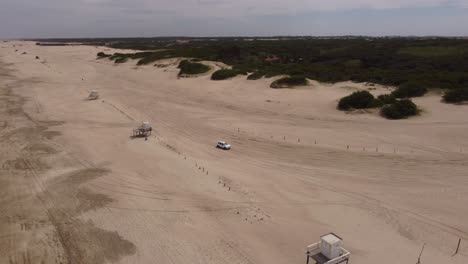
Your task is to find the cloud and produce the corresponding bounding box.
[75,0,468,17]
[1,0,468,38]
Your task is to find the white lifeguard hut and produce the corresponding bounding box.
[133,121,152,137]
[87,90,99,100]
[306,233,350,264]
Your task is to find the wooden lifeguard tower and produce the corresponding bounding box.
[133,121,152,137]
[306,233,350,264]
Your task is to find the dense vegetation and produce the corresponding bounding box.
[69,37,468,111]
[338,91,381,110]
[381,99,418,119]
[80,37,468,90]
[270,76,308,88]
[443,88,468,103]
[211,69,243,80]
[177,60,210,75]
[391,82,428,98]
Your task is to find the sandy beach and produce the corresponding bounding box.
[1,41,468,264]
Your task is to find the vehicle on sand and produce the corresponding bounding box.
[216,141,231,150]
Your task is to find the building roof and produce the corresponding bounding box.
[321,233,342,244]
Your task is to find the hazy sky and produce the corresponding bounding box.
[1,0,468,38]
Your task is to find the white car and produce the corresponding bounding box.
[216,141,231,150]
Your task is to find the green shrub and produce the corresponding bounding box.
[442,88,468,103]
[338,90,379,110]
[97,52,111,58]
[381,99,418,119]
[377,94,397,105]
[114,57,128,63]
[270,76,308,88]
[211,69,239,80]
[178,60,210,75]
[392,82,427,98]
[247,71,265,80]
[178,59,190,69]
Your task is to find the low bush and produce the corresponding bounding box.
[338,90,380,110]
[114,57,128,63]
[178,60,210,75]
[178,59,189,69]
[442,88,468,103]
[381,99,418,119]
[270,76,308,88]
[377,94,397,105]
[247,71,265,80]
[392,82,427,98]
[211,69,239,80]
[97,52,111,58]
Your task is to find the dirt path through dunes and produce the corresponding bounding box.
[0,60,136,264]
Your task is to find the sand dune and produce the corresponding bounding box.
[1,41,467,264]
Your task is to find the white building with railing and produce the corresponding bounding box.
[306,233,350,264]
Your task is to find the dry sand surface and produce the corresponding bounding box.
[1,41,468,264]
